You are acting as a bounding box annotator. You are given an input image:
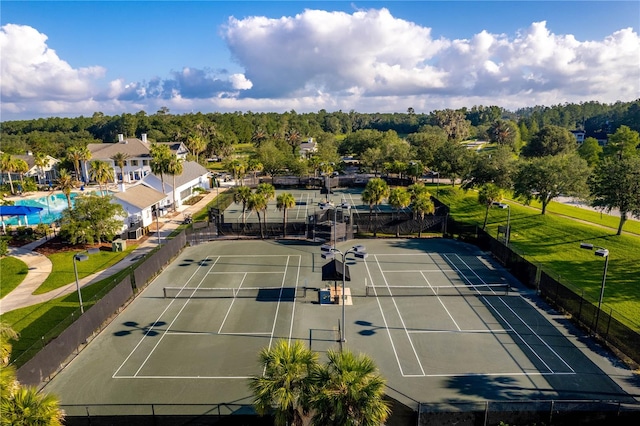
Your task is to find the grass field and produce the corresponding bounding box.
[435,186,640,328]
[33,245,137,294]
[0,256,28,298]
[1,260,141,366]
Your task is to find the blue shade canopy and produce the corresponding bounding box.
[0,205,44,216]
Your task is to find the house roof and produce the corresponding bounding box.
[144,161,209,190]
[87,138,187,160]
[10,154,59,171]
[88,138,151,159]
[112,184,166,209]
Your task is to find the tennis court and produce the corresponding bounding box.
[222,187,398,224]
[43,239,636,416]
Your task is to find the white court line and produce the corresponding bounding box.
[408,329,511,334]
[113,256,218,378]
[420,271,461,332]
[442,254,555,374]
[167,331,272,336]
[267,256,291,350]
[118,370,576,380]
[116,375,253,380]
[452,253,575,374]
[218,273,248,334]
[131,257,222,378]
[363,259,406,376]
[374,255,426,376]
[206,271,283,274]
[288,255,302,343]
[381,269,456,273]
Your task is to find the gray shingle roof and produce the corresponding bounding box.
[112,184,166,209]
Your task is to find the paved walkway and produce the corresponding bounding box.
[0,188,225,315]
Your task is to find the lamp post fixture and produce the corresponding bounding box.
[73,247,100,313]
[492,202,511,248]
[580,243,610,334]
[321,244,367,342]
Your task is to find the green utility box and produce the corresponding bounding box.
[112,239,126,252]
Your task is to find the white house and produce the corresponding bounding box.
[112,184,168,238]
[141,161,210,210]
[0,152,60,187]
[299,138,317,158]
[83,134,189,183]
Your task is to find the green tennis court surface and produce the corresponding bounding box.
[43,239,637,415]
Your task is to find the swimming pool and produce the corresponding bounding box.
[1,192,110,226]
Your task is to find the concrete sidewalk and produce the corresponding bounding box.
[0,189,223,315]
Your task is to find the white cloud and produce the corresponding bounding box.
[0,24,105,102]
[1,8,639,120]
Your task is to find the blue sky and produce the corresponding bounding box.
[1,1,639,120]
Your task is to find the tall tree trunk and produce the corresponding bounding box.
[257,211,264,239]
[6,172,14,194]
[283,209,288,238]
[483,204,490,229]
[617,212,627,236]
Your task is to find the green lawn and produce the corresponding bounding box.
[33,245,137,294]
[1,264,137,366]
[436,186,640,328]
[0,256,28,298]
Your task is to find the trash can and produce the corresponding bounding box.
[319,289,332,305]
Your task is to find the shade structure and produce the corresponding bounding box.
[321,259,351,282]
[0,206,44,216]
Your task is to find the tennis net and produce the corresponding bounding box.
[365,284,509,297]
[163,286,300,301]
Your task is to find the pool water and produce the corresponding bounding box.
[1,191,109,226]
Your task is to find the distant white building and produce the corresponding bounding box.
[141,161,210,210]
[83,133,189,183]
[299,138,317,158]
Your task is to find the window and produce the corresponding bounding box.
[142,160,149,166]
[131,160,139,166]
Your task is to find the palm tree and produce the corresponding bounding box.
[34,152,50,187]
[0,322,19,367]
[150,143,172,194]
[412,191,435,238]
[56,169,75,209]
[311,349,390,426]
[247,159,264,185]
[166,154,184,212]
[2,386,65,426]
[110,152,130,184]
[67,146,91,182]
[256,183,276,232]
[186,134,207,163]
[252,127,268,147]
[407,182,430,219]
[250,340,319,426]
[228,159,247,186]
[13,159,29,193]
[0,153,17,194]
[0,322,65,425]
[233,185,253,225]
[388,187,411,237]
[247,192,268,239]
[478,183,503,230]
[88,160,114,196]
[277,192,296,238]
[361,178,389,237]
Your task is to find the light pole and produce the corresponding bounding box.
[580,243,610,334]
[321,244,367,342]
[492,202,511,248]
[73,247,100,313]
